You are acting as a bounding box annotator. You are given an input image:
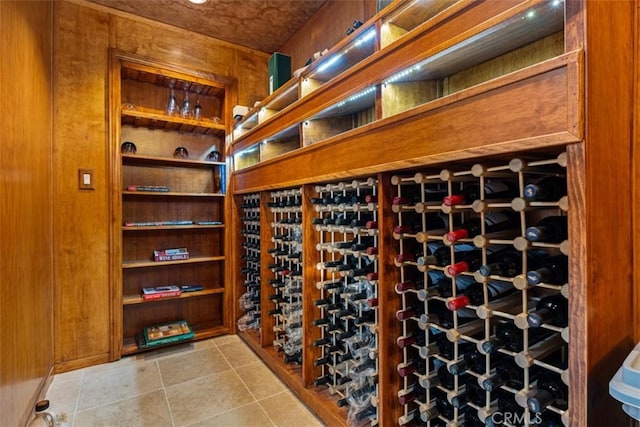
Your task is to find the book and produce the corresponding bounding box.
[142,285,181,299]
[143,320,194,346]
[153,248,189,261]
[180,284,204,293]
[127,185,170,192]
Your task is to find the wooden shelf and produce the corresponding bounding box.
[121,107,225,136]
[234,52,581,192]
[122,191,225,197]
[122,255,225,269]
[122,154,224,168]
[122,224,224,231]
[123,288,225,305]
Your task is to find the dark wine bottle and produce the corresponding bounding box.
[525,215,568,242]
[478,249,547,278]
[445,212,518,244]
[527,294,568,328]
[523,175,566,201]
[449,381,487,409]
[526,254,568,285]
[526,371,568,412]
[480,358,541,392]
[448,348,502,376]
[480,319,554,354]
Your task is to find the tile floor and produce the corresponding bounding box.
[46,334,324,427]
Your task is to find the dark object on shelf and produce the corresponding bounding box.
[207,150,221,162]
[180,284,204,293]
[346,20,363,35]
[268,52,291,95]
[121,141,137,154]
[173,146,189,159]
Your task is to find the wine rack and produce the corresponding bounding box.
[392,153,569,426]
[267,188,304,364]
[311,178,380,426]
[237,193,261,332]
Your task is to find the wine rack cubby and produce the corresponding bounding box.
[267,188,304,364]
[392,153,569,426]
[237,193,261,332]
[311,177,380,426]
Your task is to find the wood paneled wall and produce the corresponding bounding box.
[0,2,54,426]
[53,0,269,371]
[279,0,377,70]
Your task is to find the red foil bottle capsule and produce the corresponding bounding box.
[446,261,470,276]
[445,229,469,243]
[443,194,466,206]
[447,295,471,311]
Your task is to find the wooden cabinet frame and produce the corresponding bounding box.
[228,1,636,426]
[108,50,237,358]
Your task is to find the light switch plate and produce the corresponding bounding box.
[79,169,94,190]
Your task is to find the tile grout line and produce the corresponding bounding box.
[157,359,178,427]
[214,340,280,426]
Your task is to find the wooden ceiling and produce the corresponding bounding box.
[87,0,328,53]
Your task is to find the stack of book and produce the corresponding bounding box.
[141,285,181,300]
[138,320,195,349]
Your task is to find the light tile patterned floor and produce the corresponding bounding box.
[46,335,324,427]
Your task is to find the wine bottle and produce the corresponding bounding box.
[444,249,487,276]
[394,279,425,293]
[397,383,426,406]
[395,246,423,264]
[480,319,554,354]
[314,375,332,386]
[463,407,488,427]
[526,255,568,285]
[480,358,540,392]
[526,371,568,412]
[445,212,518,244]
[446,280,515,311]
[449,381,487,409]
[523,175,566,201]
[443,179,518,206]
[525,215,568,243]
[393,222,422,237]
[397,358,427,377]
[417,243,477,267]
[448,348,494,375]
[396,332,426,349]
[478,248,547,278]
[396,304,425,321]
[527,294,568,328]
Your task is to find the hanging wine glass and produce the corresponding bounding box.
[194,87,203,120]
[165,79,178,116]
[180,82,192,119]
